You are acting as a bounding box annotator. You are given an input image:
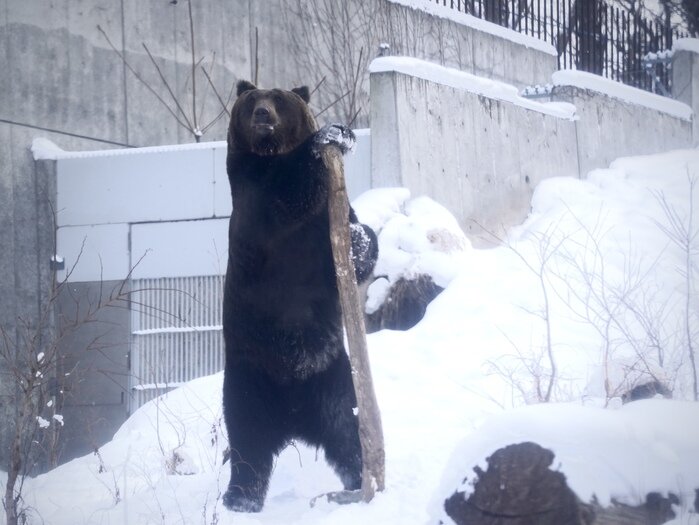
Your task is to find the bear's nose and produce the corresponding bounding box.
[253,107,270,119]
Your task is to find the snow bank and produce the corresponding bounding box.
[17,147,699,525]
[354,190,470,313]
[371,56,577,119]
[552,69,693,121]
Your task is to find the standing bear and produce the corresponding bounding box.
[222,80,378,512]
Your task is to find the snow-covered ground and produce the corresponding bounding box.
[10,147,699,524]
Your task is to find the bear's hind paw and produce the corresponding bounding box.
[222,488,264,513]
[313,124,356,156]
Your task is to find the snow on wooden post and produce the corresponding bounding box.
[322,146,385,502]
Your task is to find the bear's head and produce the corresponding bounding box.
[228,80,318,156]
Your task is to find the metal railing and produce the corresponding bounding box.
[432,0,689,94]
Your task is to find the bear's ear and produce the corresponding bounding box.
[291,86,310,103]
[236,80,257,97]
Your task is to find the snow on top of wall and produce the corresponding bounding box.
[31,133,372,161]
[673,37,699,54]
[386,0,557,56]
[31,137,226,161]
[31,138,68,160]
[552,69,693,121]
[370,56,577,120]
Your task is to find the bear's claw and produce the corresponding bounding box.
[313,124,356,156]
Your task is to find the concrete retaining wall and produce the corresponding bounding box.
[370,56,695,245]
[377,0,557,88]
[551,70,693,176]
[370,57,579,244]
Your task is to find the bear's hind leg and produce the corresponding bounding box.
[223,364,286,512]
[223,443,275,512]
[304,353,362,491]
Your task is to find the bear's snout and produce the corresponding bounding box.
[253,106,271,120]
[251,102,277,136]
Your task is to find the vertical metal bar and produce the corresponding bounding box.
[555,0,560,67]
[561,0,566,68]
[635,12,641,88]
[621,10,626,85]
[616,7,621,82]
[604,1,608,78]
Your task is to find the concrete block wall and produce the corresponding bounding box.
[370,57,579,244]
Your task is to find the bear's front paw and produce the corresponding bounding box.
[313,124,356,156]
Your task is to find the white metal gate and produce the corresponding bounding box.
[129,275,225,411]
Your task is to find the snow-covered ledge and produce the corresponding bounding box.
[551,69,694,176]
[672,37,699,145]
[552,69,692,121]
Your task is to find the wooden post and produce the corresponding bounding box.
[322,147,385,502]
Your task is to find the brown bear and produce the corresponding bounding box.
[222,80,378,512]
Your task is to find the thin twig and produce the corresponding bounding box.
[97,25,190,131]
[187,0,198,134]
[142,43,194,131]
[201,67,231,118]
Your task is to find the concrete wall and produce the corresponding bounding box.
[378,0,557,88]
[551,71,694,176]
[54,280,130,465]
[282,0,558,128]
[370,57,695,247]
[370,59,579,245]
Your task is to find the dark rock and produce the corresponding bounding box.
[366,275,443,332]
[621,381,672,404]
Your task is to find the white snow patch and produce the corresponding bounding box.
[370,56,577,119]
[52,414,64,426]
[32,137,226,160]
[674,37,699,54]
[36,416,50,429]
[367,194,471,288]
[31,138,66,160]
[366,277,392,315]
[352,187,411,233]
[552,69,693,120]
[386,0,557,56]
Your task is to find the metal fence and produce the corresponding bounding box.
[432,0,689,94]
[129,276,225,411]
